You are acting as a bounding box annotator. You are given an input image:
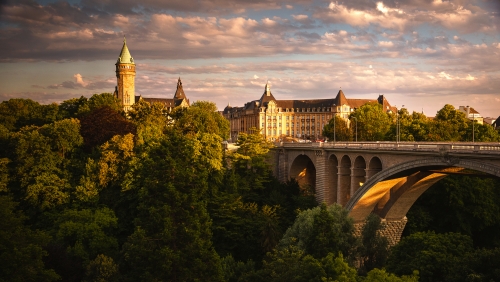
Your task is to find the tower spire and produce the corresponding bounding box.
[117,36,134,64]
[265,80,271,96]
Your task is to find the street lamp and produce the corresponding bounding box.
[333,104,336,142]
[467,105,475,142]
[352,117,357,142]
[473,112,475,143]
[397,105,405,143]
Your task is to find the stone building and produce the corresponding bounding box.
[222,82,396,142]
[113,38,190,111]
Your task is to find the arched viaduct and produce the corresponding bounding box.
[271,142,500,245]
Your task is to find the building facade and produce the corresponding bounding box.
[114,38,189,111]
[458,106,483,125]
[222,83,396,142]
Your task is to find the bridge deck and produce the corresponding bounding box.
[275,141,500,154]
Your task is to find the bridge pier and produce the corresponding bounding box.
[337,167,351,206]
[354,217,408,247]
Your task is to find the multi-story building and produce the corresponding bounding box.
[113,38,189,111]
[222,82,396,142]
[458,106,483,125]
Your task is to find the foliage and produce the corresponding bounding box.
[84,254,120,282]
[79,106,136,151]
[279,204,357,261]
[405,175,500,248]
[0,196,59,282]
[387,231,473,281]
[350,102,392,141]
[231,127,274,196]
[170,101,230,140]
[323,115,351,141]
[362,268,419,282]
[11,120,83,211]
[58,93,122,119]
[357,214,390,275]
[121,130,224,281]
[0,98,58,131]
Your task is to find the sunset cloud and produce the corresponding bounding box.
[0,0,499,118]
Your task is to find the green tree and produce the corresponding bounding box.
[231,127,274,197]
[11,120,83,211]
[323,115,351,141]
[0,98,58,131]
[387,231,473,282]
[405,175,500,248]
[259,246,326,282]
[279,204,357,262]
[427,104,468,141]
[170,101,230,140]
[121,130,224,281]
[350,103,392,141]
[128,100,169,146]
[58,96,90,119]
[357,214,389,275]
[0,196,59,282]
[363,268,419,282]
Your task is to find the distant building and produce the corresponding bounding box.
[222,82,396,142]
[492,116,500,129]
[113,38,189,111]
[458,106,483,125]
[483,117,496,126]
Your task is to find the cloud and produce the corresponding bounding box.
[314,0,497,34]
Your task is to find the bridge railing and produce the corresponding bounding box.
[275,142,500,154]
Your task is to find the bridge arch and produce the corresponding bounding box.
[351,156,367,196]
[367,156,382,178]
[289,153,317,193]
[346,157,500,223]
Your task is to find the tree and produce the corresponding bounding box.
[121,130,224,281]
[11,120,83,211]
[128,99,169,146]
[279,204,357,262]
[0,196,59,281]
[59,93,122,119]
[79,106,136,151]
[58,96,90,119]
[357,214,390,275]
[0,98,58,131]
[387,231,473,281]
[231,127,274,197]
[323,115,351,141]
[170,101,230,140]
[405,175,500,248]
[350,103,392,141]
[427,104,468,141]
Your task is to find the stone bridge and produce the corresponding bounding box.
[271,142,500,245]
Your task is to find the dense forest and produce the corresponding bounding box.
[1,94,500,281]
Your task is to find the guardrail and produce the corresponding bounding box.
[274,142,500,154]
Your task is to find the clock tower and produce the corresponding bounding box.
[114,37,135,111]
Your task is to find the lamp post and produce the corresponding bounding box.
[397,105,405,143]
[333,104,336,142]
[473,112,475,143]
[352,117,357,142]
[396,107,399,143]
[467,105,475,142]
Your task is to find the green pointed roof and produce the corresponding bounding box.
[117,37,134,64]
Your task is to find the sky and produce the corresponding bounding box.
[1,0,499,118]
